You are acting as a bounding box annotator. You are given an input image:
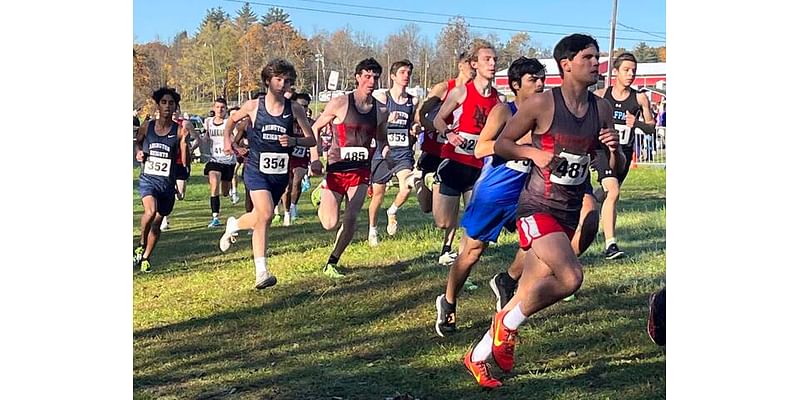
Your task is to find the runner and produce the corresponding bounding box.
[217,59,317,289]
[462,34,620,388]
[133,87,189,272]
[432,40,499,266]
[367,59,420,246]
[434,57,545,337]
[160,105,196,231]
[417,51,473,264]
[592,52,656,259]
[203,98,236,228]
[309,58,389,278]
[279,92,313,226]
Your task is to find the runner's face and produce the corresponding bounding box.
[471,48,497,80]
[614,60,637,87]
[391,66,411,87]
[566,45,600,85]
[158,95,176,119]
[356,70,380,94]
[519,73,546,96]
[213,102,227,118]
[269,75,293,97]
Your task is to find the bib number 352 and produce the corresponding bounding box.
[259,152,288,174]
[143,156,171,177]
[551,152,590,186]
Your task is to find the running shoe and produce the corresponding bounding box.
[463,348,502,388]
[434,294,457,337]
[208,217,222,228]
[219,217,239,252]
[490,273,517,312]
[140,259,152,273]
[438,251,457,266]
[255,270,277,289]
[311,181,323,208]
[464,277,479,291]
[386,212,398,236]
[323,263,345,279]
[604,243,625,260]
[230,192,240,205]
[283,213,291,227]
[491,309,519,373]
[160,216,169,231]
[133,245,144,267]
[368,230,379,247]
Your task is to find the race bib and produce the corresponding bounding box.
[212,142,225,156]
[291,146,308,158]
[505,159,532,173]
[341,146,368,162]
[615,123,632,146]
[550,151,590,186]
[454,132,480,156]
[387,128,409,147]
[143,156,171,177]
[259,152,288,174]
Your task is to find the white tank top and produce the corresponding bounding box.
[207,118,235,164]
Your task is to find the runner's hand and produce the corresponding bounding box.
[446,131,464,147]
[279,134,291,147]
[530,150,554,170]
[625,111,636,128]
[599,127,619,152]
[136,150,145,162]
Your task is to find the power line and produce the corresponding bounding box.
[279,0,666,35]
[617,21,666,41]
[223,0,666,44]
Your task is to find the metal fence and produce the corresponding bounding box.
[632,127,667,167]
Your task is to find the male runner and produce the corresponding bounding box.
[417,51,473,264]
[217,59,317,289]
[133,87,189,272]
[280,92,313,226]
[160,106,196,231]
[432,40,499,265]
[203,97,236,228]
[463,34,620,388]
[434,57,545,337]
[592,52,656,259]
[309,58,389,278]
[367,59,420,246]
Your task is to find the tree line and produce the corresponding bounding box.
[133,3,665,115]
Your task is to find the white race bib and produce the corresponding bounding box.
[454,132,480,156]
[259,152,288,174]
[387,128,409,147]
[143,156,171,177]
[291,146,308,158]
[505,159,532,173]
[212,142,225,156]
[615,123,632,146]
[550,152,590,186]
[341,146,369,162]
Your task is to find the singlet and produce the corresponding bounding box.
[603,87,641,149]
[140,120,180,192]
[471,101,532,205]
[517,87,603,221]
[421,79,462,157]
[327,92,378,172]
[384,92,415,161]
[246,96,294,176]
[440,81,499,169]
[207,117,235,164]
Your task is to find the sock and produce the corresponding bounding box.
[502,304,527,330]
[290,203,297,214]
[254,257,268,274]
[212,212,219,218]
[369,226,377,234]
[605,237,617,249]
[210,196,220,215]
[327,254,339,266]
[230,187,237,196]
[284,211,290,219]
[387,204,398,215]
[441,244,452,256]
[471,330,494,362]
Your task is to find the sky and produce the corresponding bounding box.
[134,0,666,51]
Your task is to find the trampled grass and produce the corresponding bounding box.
[133,165,666,399]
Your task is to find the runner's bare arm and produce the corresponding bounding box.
[474,103,510,159]
[433,85,467,146]
[596,98,621,172]
[178,125,189,166]
[634,92,657,134]
[495,93,553,169]
[291,101,317,148]
[310,95,345,163]
[418,81,448,133]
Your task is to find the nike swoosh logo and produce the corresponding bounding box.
[283,114,291,118]
[167,135,176,138]
[493,319,504,347]
[467,362,481,382]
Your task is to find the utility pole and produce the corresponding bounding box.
[314,53,323,105]
[606,0,618,88]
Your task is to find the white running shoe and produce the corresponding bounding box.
[230,192,240,205]
[386,212,398,236]
[219,217,239,252]
[283,212,291,226]
[160,216,170,231]
[368,230,379,247]
[438,251,457,266]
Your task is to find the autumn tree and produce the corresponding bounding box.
[432,16,470,84]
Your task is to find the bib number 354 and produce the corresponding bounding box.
[259,152,288,174]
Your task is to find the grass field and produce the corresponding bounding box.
[133,165,666,400]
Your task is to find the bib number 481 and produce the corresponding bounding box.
[550,152,589,186]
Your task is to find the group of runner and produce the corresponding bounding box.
[133,32,657,388]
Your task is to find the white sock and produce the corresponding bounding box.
[502,304,527,330]
[230,188,237,195]
[254,257,268,274]
[471,330,494,362]
[290,204,297,214]
[212,212,219,218]
[605,237,617,248]
[387,204,398,215]
[369,226,378,235]
[284,211,290,219]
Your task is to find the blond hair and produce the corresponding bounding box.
[467,38,496,62]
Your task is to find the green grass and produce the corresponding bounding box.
[133,165,666,399]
